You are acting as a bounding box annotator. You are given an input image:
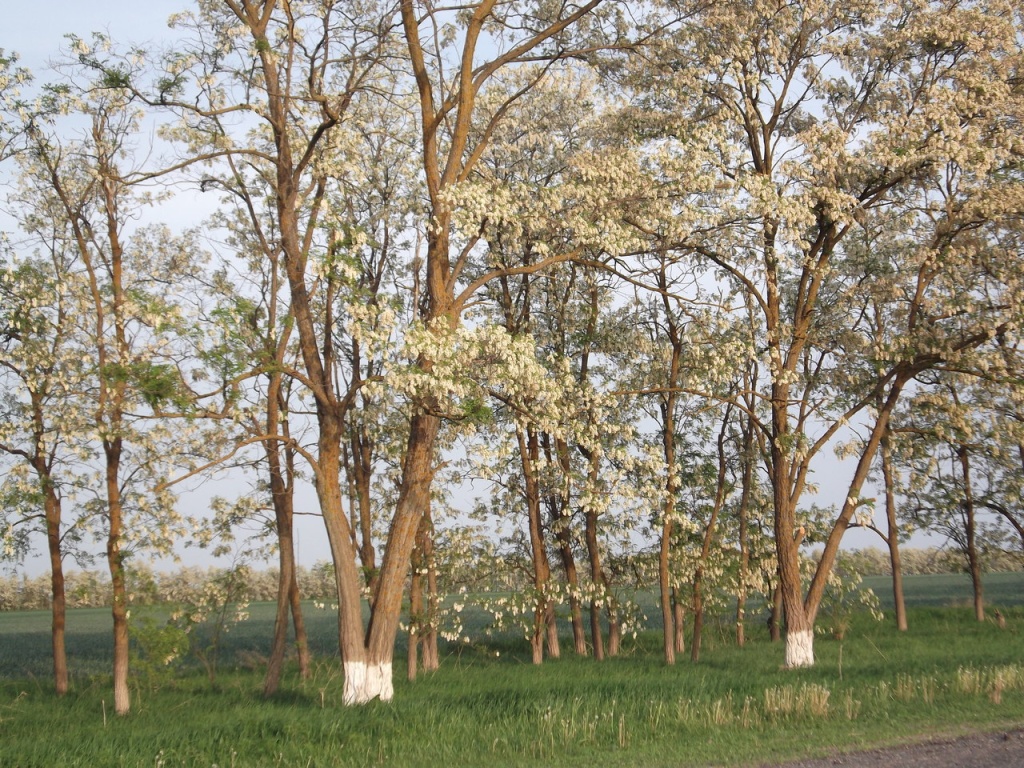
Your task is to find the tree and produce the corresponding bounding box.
[14,68,209,713]
[629,0,1024,666]
[0,250,89,696]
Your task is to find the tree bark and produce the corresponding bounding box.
[105,438,130,715]
[881,428,908,631]
[264,371,302,697]
[735,405,755,648]
[672,588,686,655]
[692,412,731,663]
[517,426,556,664]
[543,447,586,656]
[42,477,68,696]
[289,567,310,680]
[957,445,985,622]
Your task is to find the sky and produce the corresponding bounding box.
[5,1,185,74]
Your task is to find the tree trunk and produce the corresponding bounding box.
[581,448,608,661]
[423,541,439,673]
[518,426,555,664]
[408,505,438,680]
[105,438,130,715]
[881,429,908,631]
[548,498,586,655]
[672,588,686,655]
[288,568,310,679]
[735,373,756,648]
[659,516,675,665]
[692,414,730,663]
[769,582,783,642]
[407,551,423,682]
[349,423,379,597]
[958,445,985,622]
[691,577,704,662]
[359,411,441,703]
[775,489,814,666]
[264,388,300,696]
[659,336,682,665]
[44,484,68,696]
[607,613,621,657]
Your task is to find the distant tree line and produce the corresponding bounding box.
[4,545,1021,614]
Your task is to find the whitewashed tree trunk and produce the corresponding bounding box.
[343,661,394,705]
[784,629,814,668]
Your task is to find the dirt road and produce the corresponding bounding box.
[769,728,1024,767]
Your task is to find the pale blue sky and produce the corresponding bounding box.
[5,1,184,73]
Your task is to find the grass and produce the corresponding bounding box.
[1,574,1023,767]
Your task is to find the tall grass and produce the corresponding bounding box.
[1,579,1023,767]
[2,602,1024,768]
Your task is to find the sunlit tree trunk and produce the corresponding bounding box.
[583,483,607,661]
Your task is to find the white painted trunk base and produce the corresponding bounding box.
[343,661,394,705]
[785,629,815,668]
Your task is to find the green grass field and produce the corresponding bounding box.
[1,573,1022,767]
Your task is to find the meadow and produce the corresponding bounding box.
[1,573,1022,767]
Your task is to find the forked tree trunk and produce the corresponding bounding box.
[344,411,440,704]
[798,379,909,666]
[518,426,556,664]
